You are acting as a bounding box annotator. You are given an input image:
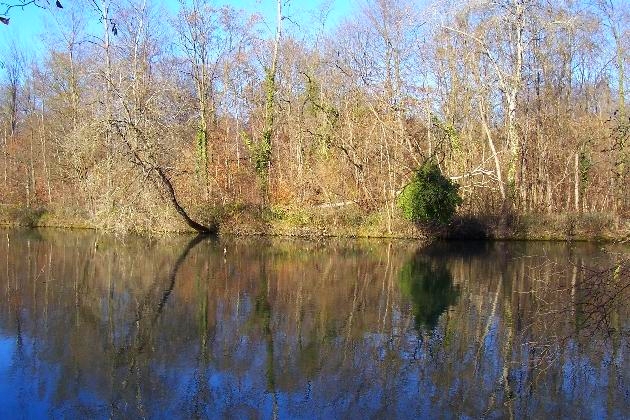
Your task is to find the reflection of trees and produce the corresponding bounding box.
[0,231,628,418]
[252,256,279,419]
[111,233,208,415]
[398,254,459,331]
[574,258,629,339]
[526,253,630,367]
[0,229,220,418]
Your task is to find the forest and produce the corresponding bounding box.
[0,0,628,237]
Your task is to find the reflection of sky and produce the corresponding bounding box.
[0,336,19,417]
[1,324,626,418]
[0,335,55,419]
[0,233,628,418]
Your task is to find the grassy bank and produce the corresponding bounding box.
[444,212,629,242]
[1,203,628,242]
[0,205,101,231]
[218,206,629,242]
[212,203,427,239]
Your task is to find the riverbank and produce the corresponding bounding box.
[1,203,628,242]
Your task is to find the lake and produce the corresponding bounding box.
[0,228,628,419]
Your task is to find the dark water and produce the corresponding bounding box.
[0,229,628,419]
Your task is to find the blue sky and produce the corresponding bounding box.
[0,0,358,58]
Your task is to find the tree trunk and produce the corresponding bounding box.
[155,168,216,235]
[258,0,283,204]
[2,127,7,190]
[574,151,580,212]
[102,0,113,204]
[479,101,506,201]
[40,103,52,204]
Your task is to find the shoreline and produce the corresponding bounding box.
[1,205,628,243]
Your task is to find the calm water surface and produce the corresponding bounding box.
[0,228,628,419]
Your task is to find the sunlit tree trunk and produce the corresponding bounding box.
[258,0,283,204]
[100,0,113,206]
[479,100,506,201]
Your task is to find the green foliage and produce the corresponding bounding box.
[243,130,272,177]
[264,69,276,112]
[265,204,312,225]
[195,127,208,179]
[302,72,339,157]
[258,130,273,173]
[244,67,276,193]
[398,161,462,225]
[579,147,592,192]
[612,111,629,179]
[431,115,460,152]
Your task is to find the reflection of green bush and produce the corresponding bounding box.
[399,256,459,331]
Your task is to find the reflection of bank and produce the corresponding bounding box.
[399,253,459,331]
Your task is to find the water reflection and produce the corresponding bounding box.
[0,229,628,418]
[399,252,459,331]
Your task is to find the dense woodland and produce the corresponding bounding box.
[0,0,628,233]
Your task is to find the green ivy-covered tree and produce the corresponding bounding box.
[398,161,462,225]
